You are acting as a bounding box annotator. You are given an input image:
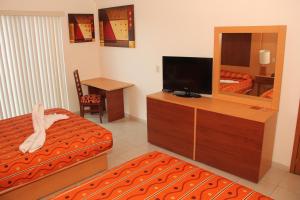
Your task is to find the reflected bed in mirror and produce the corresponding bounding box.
[219,32,277,99]
[213,26,286,110]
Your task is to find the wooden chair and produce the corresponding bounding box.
[73,70,104,123]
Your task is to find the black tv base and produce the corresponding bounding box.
[173,91,202,98]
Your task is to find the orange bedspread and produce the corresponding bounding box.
[52,151,271,200]
[0,108,113,193]
[260,89,273,99]
[220,70,253,94]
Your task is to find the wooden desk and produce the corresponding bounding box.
[81,77,133,122]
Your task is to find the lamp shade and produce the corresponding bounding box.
[259,49,271,65]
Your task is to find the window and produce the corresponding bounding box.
[221,33,252,67]
[0,13,69,119]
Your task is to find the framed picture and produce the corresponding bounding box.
[99,5,135,48]
[68,14,95,43]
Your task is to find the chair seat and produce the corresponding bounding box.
[80,94,101,104]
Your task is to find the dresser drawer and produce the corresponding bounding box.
[195,109,264,182]
[147,98,194,158]
[197,109,264,142]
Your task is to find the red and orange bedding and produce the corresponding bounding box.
[260,89,273,99]
[52,151,271,200]
[0,108,113,193]
[220,70,253,94]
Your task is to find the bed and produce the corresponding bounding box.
[50,151,271,200]
[0,108,113,199]
[220,69,253,94]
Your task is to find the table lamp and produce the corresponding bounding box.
[259,49,271,76]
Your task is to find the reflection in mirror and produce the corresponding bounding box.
[219,33,278,100]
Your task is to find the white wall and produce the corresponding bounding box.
[95,0,300,167]
[0,0,102,111]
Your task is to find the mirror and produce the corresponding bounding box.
[213,26,286,110]
[219,32,277,99]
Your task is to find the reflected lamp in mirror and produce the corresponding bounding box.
[259,49,271,76]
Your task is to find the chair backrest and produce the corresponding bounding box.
[73,69,83,99]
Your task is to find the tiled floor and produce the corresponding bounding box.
[86,115,300,200]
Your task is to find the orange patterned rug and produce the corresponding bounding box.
[0,108,113,193]
[52,151,272,200]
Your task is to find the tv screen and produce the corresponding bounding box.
[163,56,212,94]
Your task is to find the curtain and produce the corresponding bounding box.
[0,15,69,119]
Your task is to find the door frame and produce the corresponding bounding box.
[290,101,300,173]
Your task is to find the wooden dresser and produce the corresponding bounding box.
[147,92,277,182]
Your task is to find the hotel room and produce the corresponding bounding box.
[0,0,300,199]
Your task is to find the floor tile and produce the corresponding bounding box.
[260,164,289,186]
[278,172,300,194]
[236,179,277,196]
[271,187,300,200]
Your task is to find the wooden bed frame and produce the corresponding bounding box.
[0,153,108,200]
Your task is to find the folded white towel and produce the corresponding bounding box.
[19,104,45,153]
[44,113,69,129]
[220,79,240,84]
[32,103,45,132]
[20,129,46,153]
[19,104,69,153]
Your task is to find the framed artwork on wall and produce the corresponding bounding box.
[68,14,95,43]
[98,5,135,48]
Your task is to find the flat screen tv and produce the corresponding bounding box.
[163,56,212,97]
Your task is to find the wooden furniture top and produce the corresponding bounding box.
[147,92,276,123]
[81,77,134,91]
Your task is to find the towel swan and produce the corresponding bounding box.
[19,104,69,153]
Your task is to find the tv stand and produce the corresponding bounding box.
[173,91,202,98]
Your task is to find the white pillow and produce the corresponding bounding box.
[220,79,239,84]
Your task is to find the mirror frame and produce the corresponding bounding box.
[212,25,286,110]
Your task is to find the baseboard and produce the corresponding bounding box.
[125,113,146,123]
[271,161,289,171]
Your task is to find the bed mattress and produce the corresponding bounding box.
[51,151,271,200]
[0,108,113,194]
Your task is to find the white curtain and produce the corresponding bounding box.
[0,15,69,119]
